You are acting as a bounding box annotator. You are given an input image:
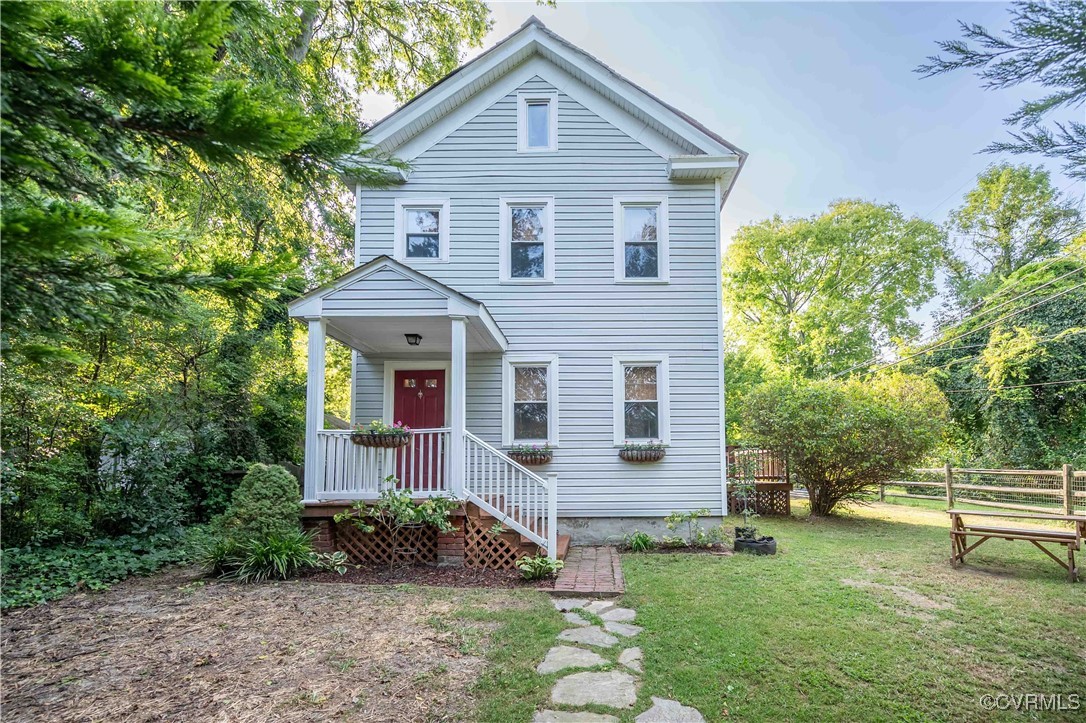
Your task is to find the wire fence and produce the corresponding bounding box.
[881,465,1086,516]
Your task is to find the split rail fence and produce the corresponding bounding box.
[880,464,1085,517]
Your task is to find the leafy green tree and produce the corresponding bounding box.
[742,374,948,516]
[723,200,944,378]
[943,164,1084,304]
[914,253,1086,468]
[918,0,1086,180]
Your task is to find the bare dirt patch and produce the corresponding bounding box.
[841,578,956,618]
[2,566,531,722]
[305,563,553,589]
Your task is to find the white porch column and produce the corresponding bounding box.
[303,317,327,502]
[449,315,467,498]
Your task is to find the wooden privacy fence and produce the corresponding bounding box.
[726,447,792,516]
[881,464,1085,516]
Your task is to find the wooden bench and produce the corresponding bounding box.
[948,509,1086,582]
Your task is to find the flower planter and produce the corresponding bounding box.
[734,537,777,555]
[351,432,411,448]
[508,451,553,466]
[619,448,666,463]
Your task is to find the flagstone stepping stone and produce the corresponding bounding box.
[600,607,636,622]
[533,711,619,723]
[635,697,705,722]
[583,600,615,615]
[537,645,608,674]
[558,626,619,648]
[603,621,643,637]
[552,598,590,612]
[618,646,643,673]
[563,611,591,627]
[551,670,638,708]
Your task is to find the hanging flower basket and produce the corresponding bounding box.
[351,420,412,448]
[619,443,666,463]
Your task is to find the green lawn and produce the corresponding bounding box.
[468,501,1086,722]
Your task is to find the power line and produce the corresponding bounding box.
[944,379,1086,394]
[856,278,1086,377]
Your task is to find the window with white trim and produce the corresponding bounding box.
[499,197,554,283]
[517,91,557,153]
[503,355,559,446]
[394,198,450,262]
[613,356,670,444]
[614,196,669,282]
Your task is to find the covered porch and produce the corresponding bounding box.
[287,257,558,558]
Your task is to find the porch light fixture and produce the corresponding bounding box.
[405,333,423,346]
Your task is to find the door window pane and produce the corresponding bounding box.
[526,101,550,148]
[623,365,659,439]
[513,366,548,440]
[623,205,659,278]
[404,208,440,258]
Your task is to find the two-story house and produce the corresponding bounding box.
[289,17,745,566]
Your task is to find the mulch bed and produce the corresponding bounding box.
[305,563,555,589]
[624,544,733,556]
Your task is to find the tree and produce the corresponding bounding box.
[943,164,1084,304]
[0,0,491,548]
[914,253,1086,468]
[722,200,944,378]
[741,374,948,516]
[918,0,1086,180]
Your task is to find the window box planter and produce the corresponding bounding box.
[351,432,411,448]
[619,446,666,463]
[508,450,553,466]
[507,445,553,466]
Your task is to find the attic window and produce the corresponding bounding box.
[518,91,557,152]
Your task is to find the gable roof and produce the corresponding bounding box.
[356,17,746,200]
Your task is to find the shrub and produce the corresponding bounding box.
[515,553,564,580]
[742,373,948,516]
[201,530,319,583]
[663,509,729,548]
[624,530,657,552]
[215,463,302,542]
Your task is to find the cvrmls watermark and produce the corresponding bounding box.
[979,694,1080,712]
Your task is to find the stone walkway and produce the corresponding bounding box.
[552,546,624,596]
[532,598,704,722]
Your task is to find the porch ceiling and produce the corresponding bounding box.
[326,314,502,354]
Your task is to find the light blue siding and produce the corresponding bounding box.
[354,76,723,516]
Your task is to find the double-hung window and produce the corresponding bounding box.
[394,199,450,262]
[499,197,554,283]
[503,355,559,446]
[517,91,557,153]
[614,196,669,282]
[613,355,670,444]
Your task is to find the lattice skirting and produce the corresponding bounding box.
[333,518,438,566]
[728,488,791,516]
[463,515,532,570]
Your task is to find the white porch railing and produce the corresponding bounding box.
[464,431,557,558]
[316,428,450,500]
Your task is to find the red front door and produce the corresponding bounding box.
[393,369,446,491]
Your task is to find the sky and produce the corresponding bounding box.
[360,1,1083,329]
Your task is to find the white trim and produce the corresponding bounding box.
[612,354,671,446]
[714,178,728,515]
[353,183,362,264]
[498,196,555,284]
[381,360,453,425]
[502,353,560,447]
[517,90,558,153]
[393,198,451,263]
[613,195,669,283]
